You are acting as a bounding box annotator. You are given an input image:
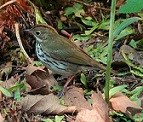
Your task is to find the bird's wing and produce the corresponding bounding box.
[41,35,105,69]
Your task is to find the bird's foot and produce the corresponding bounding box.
[58,75,75,97]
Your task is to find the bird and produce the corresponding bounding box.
[28,24,106,78]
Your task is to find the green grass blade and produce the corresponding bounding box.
[113,17,141,39]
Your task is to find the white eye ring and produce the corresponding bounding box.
[35,31,41,36]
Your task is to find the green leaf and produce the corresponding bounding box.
[52,85,63,92]
[132,113,143,122]
[55,115,64,122]
[57,20,63,29]
[14,89,21,101]
[119,0,143,13]
[74,3,83,9]
[33,61,43,66]
[84,24,98,35]
[64,3,84,17]
[73,34,91,41]
[129,39,137,48]
[80,73,88,88]
[64,7,75,16]
[113,17,141,39]
[115,27,134,40]
[75,9,85,17]
[81,18,97,26]
[84,16,92,20]
[34,7,47,24]
[9,82,25,92]
[137,39,143,49]
[0,86,12,97]
[129,86,143,101]
[109,85,127,98]
[98,20,110,30]
[42,118,53,122]
[130,69,143,77]
[96,46,108,64]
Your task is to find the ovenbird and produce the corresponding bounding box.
[29,24,106,77]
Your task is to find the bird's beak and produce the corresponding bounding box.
[23,28,32,34]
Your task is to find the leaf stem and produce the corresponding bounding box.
[105,0,116,102]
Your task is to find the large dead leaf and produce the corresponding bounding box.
[91,91,109,122]
[75,91,110,122]
[64,86,91,111]
[64,88,109,122]
[21,94,76,115]
[25,65,57,95]
[25,74,50,95]
[110,92,142,115]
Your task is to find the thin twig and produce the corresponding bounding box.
[14,3,29,28]
[0,0,16,10]
[15,23,33,64]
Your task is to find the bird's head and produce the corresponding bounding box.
[27,24,58,43]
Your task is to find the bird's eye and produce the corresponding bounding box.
[35,31,41,36]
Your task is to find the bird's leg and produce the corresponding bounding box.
[64,75,75,90]
[58,75,75,96]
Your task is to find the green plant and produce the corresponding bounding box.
[0,81,26,101]
[109,85,128,98]
[0,85,12,97]
[9,82,26,101]
[64,3,110,42]
[119,0,143,13]
[80,73,88,88]
[42,115,64,122]
[64,3,85,18]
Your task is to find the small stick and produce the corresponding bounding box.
[15,23,33,64]
[0,0,16,10]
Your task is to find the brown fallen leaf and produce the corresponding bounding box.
[75,109,105,122]
[110,92,142,115]
[64,86,91,111]
[0,76,21,89]
[25,64,46,75]
[0,113,4,122]
[126,107,143,117]
[91,91,110,122]
[25,65,57,95]
[26,74,50,95]
[75,91,110,122]
[21,94,76,115]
